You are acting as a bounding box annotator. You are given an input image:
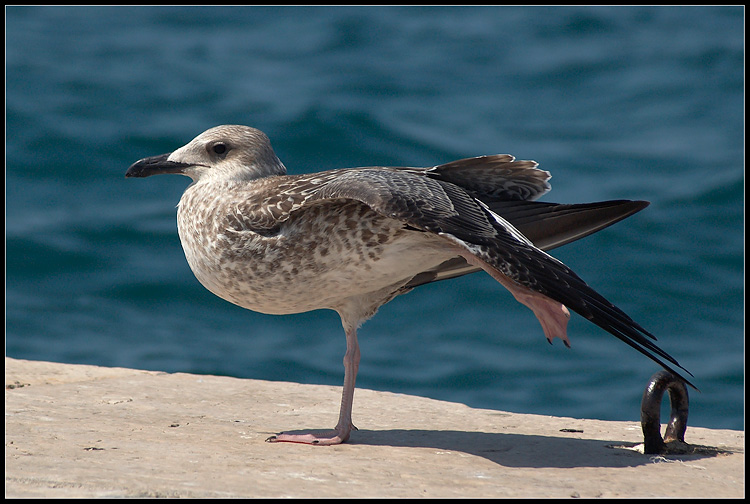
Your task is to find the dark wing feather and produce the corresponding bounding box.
[403,199,651,288]
[491,199,650,250]
[467,215,696,387]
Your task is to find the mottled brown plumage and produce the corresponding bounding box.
[126,125,693,445]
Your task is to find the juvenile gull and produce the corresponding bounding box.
[126,125,694,445]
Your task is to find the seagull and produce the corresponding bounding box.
[126,125,694,445]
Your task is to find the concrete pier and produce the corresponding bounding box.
[5,357,744,498]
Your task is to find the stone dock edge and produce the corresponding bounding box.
[5,357,744,498]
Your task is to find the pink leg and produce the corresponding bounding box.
[506,283,571,347]
[266,324,360,445]
[458,251,572,347]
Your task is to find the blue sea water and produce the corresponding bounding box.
[6,6,744,431]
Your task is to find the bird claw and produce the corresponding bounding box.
[265,428,351,445]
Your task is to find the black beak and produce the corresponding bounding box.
[125,153,191,178]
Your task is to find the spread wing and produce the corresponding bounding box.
[286,164,694,388]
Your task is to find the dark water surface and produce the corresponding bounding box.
[6,6,743,430]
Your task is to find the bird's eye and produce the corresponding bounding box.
[212,143,228,155]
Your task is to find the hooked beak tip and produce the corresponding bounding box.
[126,153,189,178]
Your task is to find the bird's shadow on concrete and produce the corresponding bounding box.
[349,428,716,469]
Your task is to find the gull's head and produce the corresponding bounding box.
[125,125,286,182]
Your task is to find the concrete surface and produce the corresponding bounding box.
[5,357,744,498]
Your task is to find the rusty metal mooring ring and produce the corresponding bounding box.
[640,370,689,454]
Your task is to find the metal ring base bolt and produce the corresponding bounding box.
[639,371,728,456]
[641,371,689,454]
